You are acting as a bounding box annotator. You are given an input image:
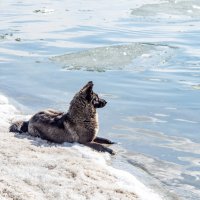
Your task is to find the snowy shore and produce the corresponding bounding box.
[0,94,162,200]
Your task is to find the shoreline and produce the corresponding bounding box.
[0,93,162,200]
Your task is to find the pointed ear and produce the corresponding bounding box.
[80,81,93,94]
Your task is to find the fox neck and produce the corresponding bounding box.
[68,104,97,123]
[94,112,99,135]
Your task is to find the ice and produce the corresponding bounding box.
[0,94,162,200]
[51,43,175,72]
[34,9,55,14]
[131,0,200,19]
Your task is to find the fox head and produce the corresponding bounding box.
[79,81,107,108]
[68,81,107,121]
[67,81,107,128]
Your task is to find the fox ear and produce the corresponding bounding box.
[80,81,93,95]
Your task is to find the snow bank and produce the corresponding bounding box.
[0,94,162,200]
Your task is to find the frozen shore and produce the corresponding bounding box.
[0,94,162,200]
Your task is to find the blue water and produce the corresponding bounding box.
[1,0,200,199]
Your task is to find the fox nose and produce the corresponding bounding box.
[100,99,107,108]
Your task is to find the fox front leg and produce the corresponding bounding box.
[93,137,115,144]
[85,142,115,155]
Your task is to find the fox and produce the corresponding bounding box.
[9,81,115,155]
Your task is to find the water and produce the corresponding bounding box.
[1,0,200,199]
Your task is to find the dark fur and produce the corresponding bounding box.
[9,81,115,155]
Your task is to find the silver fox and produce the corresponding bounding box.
[9,81,115,155]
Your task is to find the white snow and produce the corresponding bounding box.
[0,94,162,200]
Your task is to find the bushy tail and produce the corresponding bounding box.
[9,120,29,133]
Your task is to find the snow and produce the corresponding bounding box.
[0,94,162,200]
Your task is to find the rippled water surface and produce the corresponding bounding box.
[1,0,200,199]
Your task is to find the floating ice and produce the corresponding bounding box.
[51,43,175,72]
[131,0,200,19]
[124,115,167,123]
[34,8,55,14]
